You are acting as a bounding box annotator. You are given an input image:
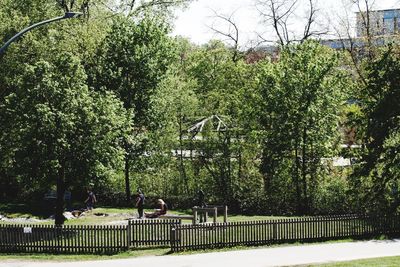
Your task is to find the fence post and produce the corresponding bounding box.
[223,206,228,223]
[56,225,62,253]
[127,220,131,249]
[193,210,198,225]
[170,227,176,252]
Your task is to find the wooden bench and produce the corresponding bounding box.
[159,205,228,225]
[193,205,228,223]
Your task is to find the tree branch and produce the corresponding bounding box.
[207,9,241,62]
[256,0,326,46]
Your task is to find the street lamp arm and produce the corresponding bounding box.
[0,12,82,55]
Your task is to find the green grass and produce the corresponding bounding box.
[308,256,400,266]
[0,239,359,262]
[0,203,45,219]
[169,238,356,256]
[0,204,286,225]
[227,214,290,222]
[0,239,349,261]
[0,248,170,261]
[2,247,399,264]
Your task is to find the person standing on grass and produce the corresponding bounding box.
[85,187,97,211]
[197,189,206,222]
[197,189,206,207]
[135,189,145,219]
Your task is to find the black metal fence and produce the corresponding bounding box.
[0,224,128,254]
[170,214,400,252]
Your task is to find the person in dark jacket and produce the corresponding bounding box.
[135,189,145,219]
[85,188,97,211]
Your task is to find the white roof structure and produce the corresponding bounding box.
[187,115,228,134]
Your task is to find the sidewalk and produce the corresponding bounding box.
[2,239,400,267]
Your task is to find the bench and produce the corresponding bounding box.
[158,205,228,225]
[193,205,228,223]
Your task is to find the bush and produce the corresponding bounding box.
[313,174,351,215]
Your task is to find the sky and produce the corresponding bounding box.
[172,0,400,47]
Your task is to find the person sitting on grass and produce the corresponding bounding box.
[145,199,168,218]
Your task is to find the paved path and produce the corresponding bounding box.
[2,239,400,267]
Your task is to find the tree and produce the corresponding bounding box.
[328,0,400,215]
[0,0,120,209]
[57,0,193,17]
[0,0,61,98]
[181,41,265,206]
[258,41,347,214]
[186,40,248,116]
[0,53,129,224]
[331,0,380,85]
[91,15,177,203]
[256,0,328,46]
[208,10,242,62]
[149,68,198,196]
[351,46,400,214]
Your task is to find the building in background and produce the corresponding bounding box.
[357,9,400,37]
[321,8,400,50]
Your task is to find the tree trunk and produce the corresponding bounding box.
[301,126,309,214]
[125,154,131,204]
[260,144,272,191]
[237,133,242,181]
[179,115,189,195]
[55,160,66,225]
[226,132,232,203]
[294,138,302,215]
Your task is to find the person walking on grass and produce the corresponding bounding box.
[85,187,97,211]
[135,189,145,219]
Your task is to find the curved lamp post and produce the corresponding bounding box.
[0,12,83,55]
[0,12,82,224]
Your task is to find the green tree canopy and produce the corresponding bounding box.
[0,53,129,223]
[259,41,348,214]
[90,14,178,202]
[352,46,400,214]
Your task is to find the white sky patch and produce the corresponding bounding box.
[173,0,400,46]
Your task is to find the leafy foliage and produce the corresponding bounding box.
[352,46,400,214]
[2,0,400,218]
[0,52,129,208]
[258,41,348,214]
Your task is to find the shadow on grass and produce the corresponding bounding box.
[0,202,50,218]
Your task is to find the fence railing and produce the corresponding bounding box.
[0,224,128,254]
[128,219,181,247]
[1,215,399,254]
[170,214,400,252]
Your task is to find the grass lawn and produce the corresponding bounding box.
[0,248,170,261]
[0,203,285,225]
[0,240,355,262]
[2,239,386,263]
[309,256,400,266]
